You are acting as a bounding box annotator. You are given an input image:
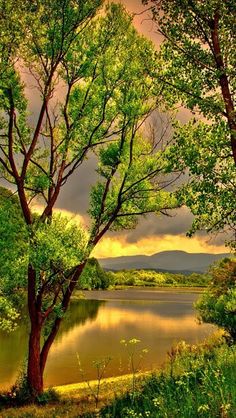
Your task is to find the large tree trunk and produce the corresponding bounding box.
[27,321,43,396]
[27,264,43,397]
[40,262,87,376]
[26,262,87,398]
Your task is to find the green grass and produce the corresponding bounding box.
[0,374,140,417]
[98,337,236,418]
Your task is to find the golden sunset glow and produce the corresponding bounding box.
[31,205,227,256]
[92,234,227,258]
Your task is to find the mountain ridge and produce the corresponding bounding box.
[99,250,231,274]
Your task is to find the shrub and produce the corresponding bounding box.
[196,258,236,342]
[78,258,112,290]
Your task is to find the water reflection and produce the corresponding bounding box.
[0,291,214,390]
[0,299,103,390]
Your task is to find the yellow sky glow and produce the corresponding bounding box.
[92,234,227,258]
[32,205,227,257]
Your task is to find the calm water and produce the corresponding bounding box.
[0,289,215,390]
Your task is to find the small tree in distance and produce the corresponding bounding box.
[0,1,177,397]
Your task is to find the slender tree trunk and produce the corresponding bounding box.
[211,12,236,165]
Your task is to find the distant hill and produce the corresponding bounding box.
[99,250,231,274]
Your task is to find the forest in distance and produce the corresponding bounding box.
[76,257,212,290]
[0,0,235,417]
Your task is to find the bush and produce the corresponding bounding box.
[0,372,60,407]
[78,258,112,290]
[196,258,236,342]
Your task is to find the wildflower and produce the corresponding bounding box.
[153,397,161,407]
[197,404,210,413]
[220,403,231,413]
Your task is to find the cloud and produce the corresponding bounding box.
[32,204,86,227]
[92,233,227,258]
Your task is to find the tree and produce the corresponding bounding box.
[78,258,112,290]
[196,258,236,342]
[0,1,176,397]
[143,0,236,243]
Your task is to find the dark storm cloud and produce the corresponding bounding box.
[56,153,98,216]
[125,209,194,242]
[105,208,194,243]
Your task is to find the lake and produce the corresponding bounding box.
[0,289,215,390]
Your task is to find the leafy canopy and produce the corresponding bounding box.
[144,0,236,245]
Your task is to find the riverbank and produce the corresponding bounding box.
[76,266,211,291]
[1,334,235,417]
[0,373,143,417]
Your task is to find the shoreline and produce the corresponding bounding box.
[54,371,148,395]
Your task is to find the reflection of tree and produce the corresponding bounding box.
[57,299,105,338]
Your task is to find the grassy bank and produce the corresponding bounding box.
[0,374,140,417]
[98,337,236,418]
[1,335,235,417]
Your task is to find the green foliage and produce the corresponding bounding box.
[196,258,236,341]
[0,297,20,332]
[0,186,89,327]
[36,388,60,406]
[30,215,87,273]
[168,120,236,243]
[110,269,210,288]
[0,372,60,407]
[78,258,112,290]
[0,187,27,331]
[0,187,28,287]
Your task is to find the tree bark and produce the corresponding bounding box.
[40,262,87,376]
[26,262,87,397]
[27,264,43,397]
[27,321,43,396]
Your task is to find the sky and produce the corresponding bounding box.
[22,1,228,258]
